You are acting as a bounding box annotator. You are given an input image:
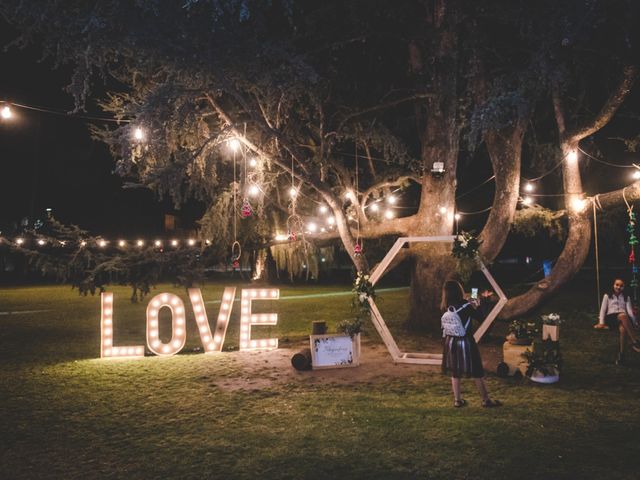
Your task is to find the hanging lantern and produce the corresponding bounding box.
[629,249,635,264]
[241,199,253,218]
[431,161,445,176]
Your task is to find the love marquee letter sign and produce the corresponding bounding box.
[100,287,279,359]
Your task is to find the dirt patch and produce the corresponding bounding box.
[213,338,505,392]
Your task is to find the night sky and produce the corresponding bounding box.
[0,23,203,238]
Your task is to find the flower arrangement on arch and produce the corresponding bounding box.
[338,271,376,338]
[452,230,482,260]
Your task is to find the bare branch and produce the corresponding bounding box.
[336,93,434,132]
[566,65,639,143]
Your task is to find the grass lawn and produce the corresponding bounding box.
[1,280,639,479]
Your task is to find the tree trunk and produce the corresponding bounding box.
[405,0,459,332]
[479,122,526,262]
[407,243,456,331]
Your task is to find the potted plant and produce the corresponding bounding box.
[506,320,536,345]
[522,340,562,384]
[541,313,562,341]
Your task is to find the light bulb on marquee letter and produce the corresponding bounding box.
[146,293,187,357]
[240,289,279,351]
[100,292,144,358]
[187,287,236,353]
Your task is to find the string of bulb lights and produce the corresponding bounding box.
[4,101,640,234]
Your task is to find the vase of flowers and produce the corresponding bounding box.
[541,313,562,341]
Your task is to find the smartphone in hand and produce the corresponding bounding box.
[471,288,478,299]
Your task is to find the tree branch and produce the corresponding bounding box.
[336,93,434,132]
[566,65,639,143]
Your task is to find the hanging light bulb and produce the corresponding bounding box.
[632,170,640,181]
[118,240,126,247]
[228,138,241,152]
[384,209,394,219]
[369,203,379,213]
[387,195,396,205]
[567,150,578,163]
[134,127,145,141]
[289,187,298,198]
[171,239,179,247]
[522,196,533,206]
[248,184,260,196]
[454,213,461,221]
[319,205,328,214]
[249,157,258,168]
[570,197,586,213]
[1,105,13,119]
[187,239,196,246]
[524,182,534,192]
[98,240,107,248]
[327,216,335,226]
[137,240,145,247]
[307,222,317,232]
[154,240,162,247]
[15,238,24,246]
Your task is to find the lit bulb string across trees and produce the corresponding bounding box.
[4,100,640,257]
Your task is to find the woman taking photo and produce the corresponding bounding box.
[441,280,501,408]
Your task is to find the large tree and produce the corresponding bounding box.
[2,0,638,330]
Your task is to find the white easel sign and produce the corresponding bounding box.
[310,334,360,370]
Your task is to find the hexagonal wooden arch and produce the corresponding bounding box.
[366,236,508,365]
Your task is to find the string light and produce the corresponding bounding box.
[567,150,578,163]
[228,138,241,152]
[289,187,298,198]
[384,209,394,219]
[80,241,87,247]
[439,206,447,215]
[570,197,586,213]
[327,216,336,226]
[249,157,258,168]
[319,205,328,214]
[1,105,13,119]
[118,240,126,247]
[98,240,107,248]
[524,182,534,192]
[632,170,640,181]
[522,196,533,206]
[15,238,24,245]
[307,222,317,233]
[369,203,379,212]
[37,239,45,246]
[133,127,145,142]
[275,234,288,241]
[454,213,461,221]
[171,239,179,247]
[387,195,397,205]
[137,240,144,247]
[248,184,260,196]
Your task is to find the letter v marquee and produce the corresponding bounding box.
[367,236,507,365]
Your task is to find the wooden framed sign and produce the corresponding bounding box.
[310,334,360,370]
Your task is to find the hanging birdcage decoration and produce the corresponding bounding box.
[287,214,304,242]
[231,241,242,269]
